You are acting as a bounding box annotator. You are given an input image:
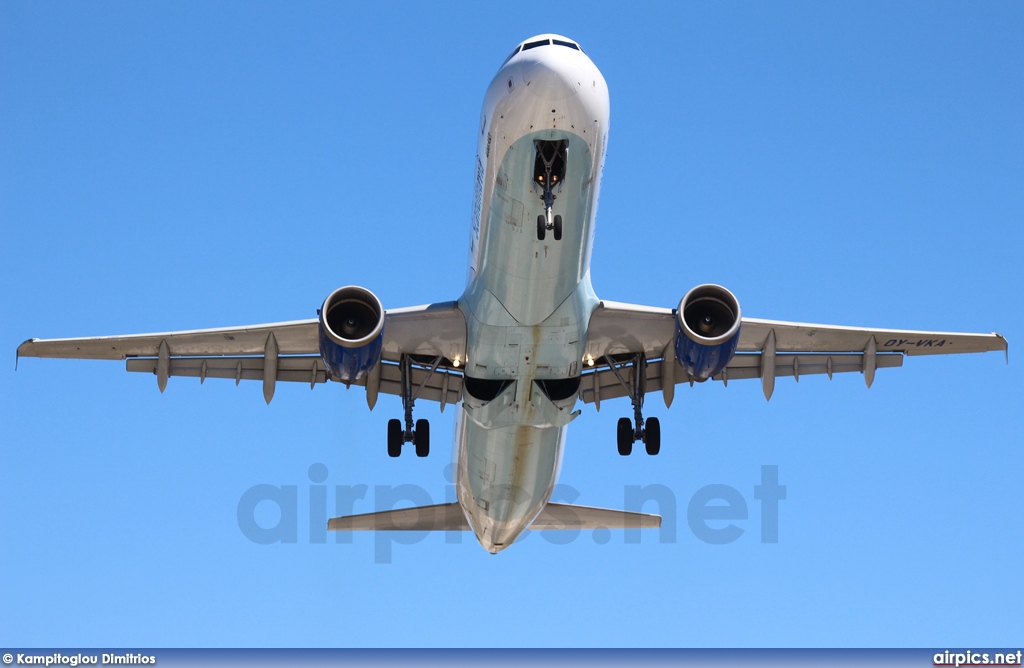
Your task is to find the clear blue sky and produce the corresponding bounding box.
[2,1,1021,648]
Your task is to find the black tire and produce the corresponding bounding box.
[617,417,633,456]
[553,214,562,241]
[415,418,430,457]
[387,419,403,458]
[537,214,546,240]
[644,417,661,456]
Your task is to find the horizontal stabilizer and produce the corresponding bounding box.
[327,502,660,532]
[328,503,470,531]
[531,503,661,530]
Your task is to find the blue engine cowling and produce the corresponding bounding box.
[675,284,742,380]
[318,286,385,383]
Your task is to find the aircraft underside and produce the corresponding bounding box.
[15,33,1007,556]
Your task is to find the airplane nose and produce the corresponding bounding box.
[518,52,583,101]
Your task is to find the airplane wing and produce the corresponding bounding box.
[583,301,1007,405]
[17,301,467,407]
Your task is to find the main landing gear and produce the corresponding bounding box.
[605,353,660,456]
[387,354,442,458]
[533,139,567,241]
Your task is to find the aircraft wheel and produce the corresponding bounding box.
[644,417,661,456]
[537,214,546,240]
[387,419,403,458]
[415,419,430,457]
[617,417,633,456]
[553,214,562,241]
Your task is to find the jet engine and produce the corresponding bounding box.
[675,284,742,380]
[318,286,385,383]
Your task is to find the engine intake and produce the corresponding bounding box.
[675,284,742,380]
[318,286,385,383]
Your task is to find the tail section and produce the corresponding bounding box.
[327,502,660,532]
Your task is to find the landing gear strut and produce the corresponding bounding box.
[534,139,567,241]
[606,353,660,456]
[387,354,442,458]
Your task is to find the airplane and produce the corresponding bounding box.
[17,34,1008,554]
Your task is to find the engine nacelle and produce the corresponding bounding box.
[318,286,385,383]
[675,284,742,380]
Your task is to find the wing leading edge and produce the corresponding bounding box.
[583,301,1006,405]
[17,301,467,405]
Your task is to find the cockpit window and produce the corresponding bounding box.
[509,37,584,62]
[502,45,521,65]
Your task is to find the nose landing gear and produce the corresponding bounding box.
[606,353,661,456]
[533,139,567,241]
[536,213,562,241]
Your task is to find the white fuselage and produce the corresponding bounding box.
[454,36,610,553]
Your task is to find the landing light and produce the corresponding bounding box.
[453,358,461,368]
[586,357,594,367]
